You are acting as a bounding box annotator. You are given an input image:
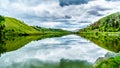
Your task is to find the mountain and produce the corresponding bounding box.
[0,15,42,35]
[79,12,120,33]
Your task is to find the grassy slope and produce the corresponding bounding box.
[79,12,120,33]
[0,16,72,35]
[3,17,42,35]
[95,54,120,68]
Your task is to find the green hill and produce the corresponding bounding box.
[32,26,72,35]
[79,12,120,33]
[0,15,42,35]
[0,15,72,36]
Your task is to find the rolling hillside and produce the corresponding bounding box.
[0,15,42,35]
[33,26,72,35]
[0,15,72,36]
[79,12,120,33]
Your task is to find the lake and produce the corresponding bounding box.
[0,34,115,68]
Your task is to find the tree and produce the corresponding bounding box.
[0,15,4,23]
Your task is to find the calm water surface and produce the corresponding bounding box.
[0,34,110,68]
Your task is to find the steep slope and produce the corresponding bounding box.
[79,12,120,32]
[0,16,42,35]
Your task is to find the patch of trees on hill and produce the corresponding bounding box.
[0,15,5,35]
[80,12,120,32]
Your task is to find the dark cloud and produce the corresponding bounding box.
[59,0,93,6]
[92,6,111,11]
[87,10,103,16]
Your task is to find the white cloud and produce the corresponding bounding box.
[0,0,120,31]
[38,22,62,28]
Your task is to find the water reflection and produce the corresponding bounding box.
[0,59,93,68]
[0,35,108,68]
[0,34,66,56]
[80,34,120,52]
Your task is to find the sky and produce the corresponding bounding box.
[0,0,120,31]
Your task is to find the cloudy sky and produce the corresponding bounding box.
[0,0,120,31]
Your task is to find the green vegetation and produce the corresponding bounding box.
[0,33,68,56]
[95,54,120,68]
[78,12,120,68]
[0,15,72,55]
[0,16,43,35]
[0,36,39,53]
[79,33,120,52]
[0,15,5,35]
[79,12,120,33]
[8,58,93,68]
[0,15,72,36]
[60,59,93,68]
[33,26,72,35]
[78,33,120,68]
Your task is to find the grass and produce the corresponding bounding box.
[95,54,120,68]
[79,12,120,33]
[0,16,72,36]
[3,17,42,35]
[32,26,72,35]
[79,32,120,36]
